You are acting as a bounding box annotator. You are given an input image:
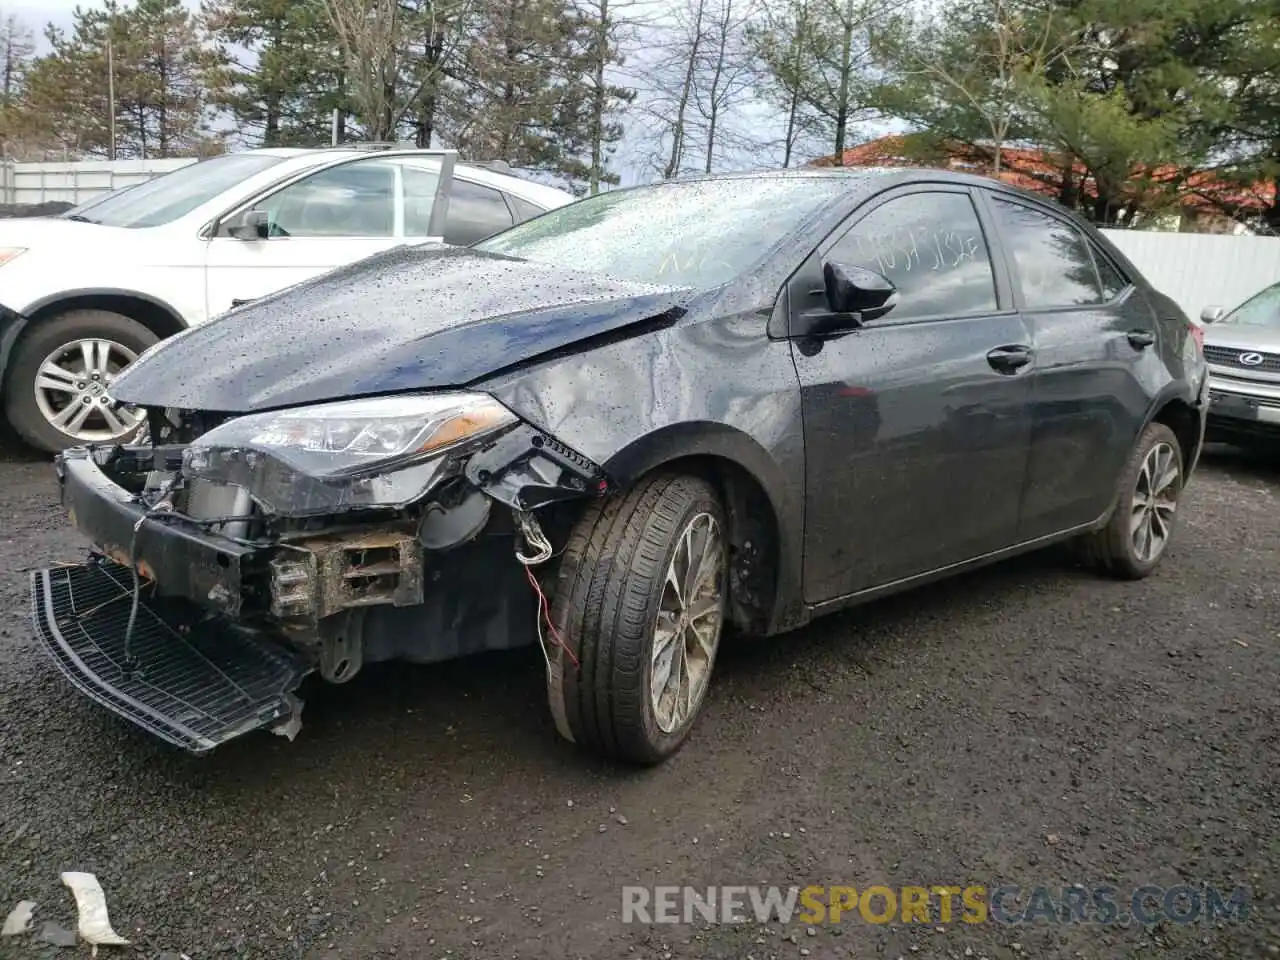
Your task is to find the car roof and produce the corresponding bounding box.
[613,164,1126,256]
[602,164,1050,201]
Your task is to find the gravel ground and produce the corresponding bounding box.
[0,438,1277,960]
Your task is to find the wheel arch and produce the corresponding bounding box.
[1145,387,1203,475]
[602,422,807,636]
[1,289,186,393]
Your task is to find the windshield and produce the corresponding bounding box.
[474,176,852,289]
[69,154,289,228]
[1220,281,1280,328]
[63,183,138,218]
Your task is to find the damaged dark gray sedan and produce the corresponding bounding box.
[31,169,1209,763]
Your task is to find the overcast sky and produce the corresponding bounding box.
[13,0,104,42]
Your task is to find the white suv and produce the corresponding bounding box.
[0,147,574,452]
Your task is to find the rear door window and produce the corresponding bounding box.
[402,162,443,237]
[1090,246,1128,300]
[989,197,1104,308]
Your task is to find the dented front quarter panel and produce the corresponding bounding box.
[477,288,811,633]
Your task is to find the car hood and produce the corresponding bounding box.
[0,216,125,248]
[1203,323,1280,353]
[110,244,692,413]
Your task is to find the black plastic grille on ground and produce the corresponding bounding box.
[29,559,309,753]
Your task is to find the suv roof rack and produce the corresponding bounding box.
[464,159,513,173]
[345,141,420,152]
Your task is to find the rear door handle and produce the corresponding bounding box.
[1127,329,1156,349]
[986,344,1033,374]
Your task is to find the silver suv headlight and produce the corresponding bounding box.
[182,393,518,517]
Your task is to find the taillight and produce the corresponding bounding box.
[1189,322,1204,351]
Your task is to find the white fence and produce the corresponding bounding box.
[1101,229,1280,319]
[0,158,196,206]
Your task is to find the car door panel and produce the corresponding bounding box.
[980,194,1154,539]
[205,237,398,318]
[789,186,1034,603]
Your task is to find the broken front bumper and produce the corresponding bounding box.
[56,448,258,616]
[30,449,309,751]
[30,559,308,752]
[31,425,609,752]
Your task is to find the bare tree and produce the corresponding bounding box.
[573,0,639,193]
[695,0,755,172]
[648,0,708,179]
[634,0,763,180]
[875,0,1065,173]
[323,0,472,142]
[0,14,33,104]
[752,0,904,163]
[748,0,818,165]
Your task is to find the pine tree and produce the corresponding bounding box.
[571,0,637,193]
[0,13,36,156]
[450,0,600,188]
[202,0,348,147]
[21,0,223,159]
[118,0,224,156]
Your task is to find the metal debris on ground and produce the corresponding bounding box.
[1,899,35,936]
[61,871,131,952]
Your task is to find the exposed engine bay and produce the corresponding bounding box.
[32,398,610,752]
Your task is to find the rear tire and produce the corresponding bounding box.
[1076,422,1183,580]
[3,309,157,454]
[546,473,728,765]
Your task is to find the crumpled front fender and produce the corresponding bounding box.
[463,423,612,511]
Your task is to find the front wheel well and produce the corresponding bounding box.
[26,293,185,343]
[1151,398,1200,473]
[622,454,780,636]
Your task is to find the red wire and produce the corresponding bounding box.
[525,566,580,669]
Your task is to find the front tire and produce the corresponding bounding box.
[3,309,157,453]
[548,473,728,765]
[1078,422,1184,579]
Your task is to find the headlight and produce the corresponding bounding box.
[0,247,27,268]
[183,393,518,517]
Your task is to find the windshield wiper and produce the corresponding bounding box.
[64,214,98,223]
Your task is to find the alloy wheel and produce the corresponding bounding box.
[1131,441,1180,563]
[33,338,144,442]
[650,512,725,734]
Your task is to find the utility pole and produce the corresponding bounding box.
[106,27,116,160]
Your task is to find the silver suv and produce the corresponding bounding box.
[1201,280,1280,449]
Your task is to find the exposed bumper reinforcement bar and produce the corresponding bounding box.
[30,558,310,753]
[57,447,259,618]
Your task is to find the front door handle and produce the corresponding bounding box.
[986,344,1033,374]
[1127,329,1156,349]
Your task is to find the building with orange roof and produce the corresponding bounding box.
[810,134,1276,234]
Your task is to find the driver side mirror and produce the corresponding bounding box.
[791,262,898,339]
[224,208,269,241]
[1199,304,1225,324]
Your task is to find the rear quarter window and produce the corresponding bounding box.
[508,194,547,223]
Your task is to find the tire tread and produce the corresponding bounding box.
[549,472,721,764]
